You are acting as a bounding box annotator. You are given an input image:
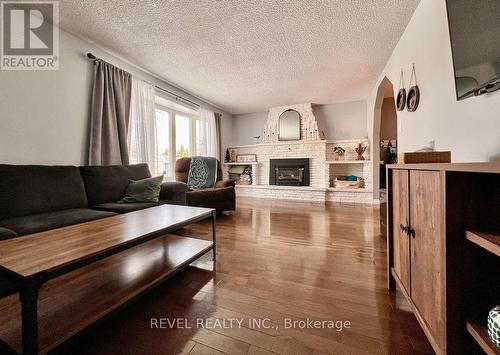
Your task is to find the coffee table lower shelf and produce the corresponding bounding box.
[0,234,213,354]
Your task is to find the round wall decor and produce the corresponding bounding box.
[407,64,420,112]
[396,70,406,111]
[396,89,406,111]
[407,85,420,112]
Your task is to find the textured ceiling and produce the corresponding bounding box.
[59,0,420,114]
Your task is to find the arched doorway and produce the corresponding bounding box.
[372,77,397,236]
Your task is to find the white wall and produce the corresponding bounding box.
[0,29,232,165]
[367,0,500,164]
[231,100,367,146]
[231,111,268,146]
[314,101,367,141]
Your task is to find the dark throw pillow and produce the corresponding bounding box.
[117,175,164,203]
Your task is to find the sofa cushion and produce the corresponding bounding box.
[175,157,191,183]
[92,202,159,214]
[186,186,236,212]
[79,164,152,206]
[159,181,188,205]
[0,165,88,220]
[0,227,18,241]
[118,175,164,203]
[0,208,116,236]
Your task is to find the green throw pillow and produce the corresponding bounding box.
[118,175,164,203]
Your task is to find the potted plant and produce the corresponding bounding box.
[333,146,346,161]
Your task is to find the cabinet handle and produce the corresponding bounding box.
[408,227,415,238]
[400,224,408,234]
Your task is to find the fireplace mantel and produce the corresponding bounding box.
[225,138,374,203]
[225,102,374,203]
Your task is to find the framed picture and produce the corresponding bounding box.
[236,154,257,163]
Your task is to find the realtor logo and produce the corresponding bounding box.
[1,0,59,70]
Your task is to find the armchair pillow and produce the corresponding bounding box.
[118,175,164,203]
[187,156,217,189]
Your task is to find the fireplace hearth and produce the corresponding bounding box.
[269,158,310,186]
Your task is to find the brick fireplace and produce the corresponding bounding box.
[224,103,375,203]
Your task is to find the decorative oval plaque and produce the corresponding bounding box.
[396,69,406,111]
[407,64,420,112]
[396,88,406,111]
[407,85,420,112]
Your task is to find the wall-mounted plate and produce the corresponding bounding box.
[407,86,420,112]
[396,88,406,111]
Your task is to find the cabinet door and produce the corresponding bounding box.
[391,169,410,294]
[409,170,445,347]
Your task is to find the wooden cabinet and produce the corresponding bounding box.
[389,169,445,352]
[387,163,500,355]
[409,170,446,348]
[391,169,410,293]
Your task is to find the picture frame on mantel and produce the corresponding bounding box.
[236,154,257,163]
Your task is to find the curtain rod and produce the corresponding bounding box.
[86,52,201,109]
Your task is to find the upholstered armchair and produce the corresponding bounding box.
[175,157,236,212]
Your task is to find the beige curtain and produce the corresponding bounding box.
[214,112,222,162]
[128,78,157,174]
[88,60,132,165]
[197,107,218,158]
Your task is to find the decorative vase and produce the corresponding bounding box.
[355,143,367,161]
[488,306,500,348]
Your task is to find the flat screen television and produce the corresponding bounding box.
[446,0,500,100]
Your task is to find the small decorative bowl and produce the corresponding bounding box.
[488,306,500,348]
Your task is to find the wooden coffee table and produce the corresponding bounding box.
[0,205,216,355]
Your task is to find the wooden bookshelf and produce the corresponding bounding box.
[464,229,500,354]
[465,230,500,257]
[466,320,500,355]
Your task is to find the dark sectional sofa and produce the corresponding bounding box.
[0,163,188,240]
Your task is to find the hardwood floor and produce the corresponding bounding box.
[26,199,434,354]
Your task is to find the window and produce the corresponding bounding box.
[175,115,191,158]
[154,95,203,179]
[154,109,171,177]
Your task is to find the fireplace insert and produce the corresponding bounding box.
[269,158,310,186]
